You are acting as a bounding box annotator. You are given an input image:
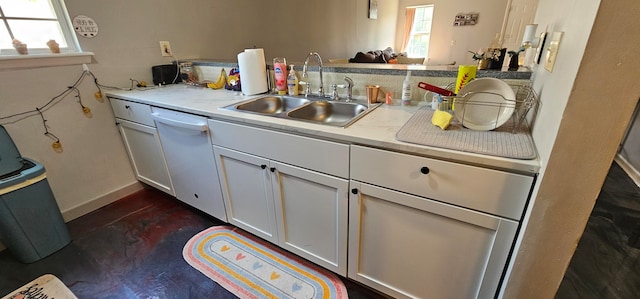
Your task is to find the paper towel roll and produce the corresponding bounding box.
[522,24,538,45]
[237,48,268,95]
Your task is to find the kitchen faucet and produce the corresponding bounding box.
[344,76,354,102]
[302,52,324,97]
[330,76,354,102]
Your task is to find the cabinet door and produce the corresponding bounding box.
[348,181,518,299]
[271,162,349,276]
[117,118,174,196]
[213,146,278,243]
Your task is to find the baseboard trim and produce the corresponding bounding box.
[61,181,144,222]
[615,154,640,188]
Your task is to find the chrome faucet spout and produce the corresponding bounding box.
[302,52,324,97]
[344,76,354,102]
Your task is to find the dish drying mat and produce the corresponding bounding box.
[395,107,537,159]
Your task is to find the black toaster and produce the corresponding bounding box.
[152,64,181,85]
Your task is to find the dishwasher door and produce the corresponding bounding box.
[151,107,227,221]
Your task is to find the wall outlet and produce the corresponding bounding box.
[159,41,172,57]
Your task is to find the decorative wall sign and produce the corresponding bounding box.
[73,15,99,38]
[368,0,378,19]
[454,13,478,26]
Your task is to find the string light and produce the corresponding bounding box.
[35,107,62,151]
[0,67,151,152]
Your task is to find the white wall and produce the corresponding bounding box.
[396,0,509,65]
[259,0,397,62]
[503,0,640,297]
[0,0,394,223]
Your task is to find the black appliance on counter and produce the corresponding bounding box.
[152,64,181,85]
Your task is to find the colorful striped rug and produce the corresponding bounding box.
[183,226,348,299]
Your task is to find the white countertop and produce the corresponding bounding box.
[106,84,539,174]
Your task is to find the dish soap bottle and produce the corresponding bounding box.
[401,71,412,106]
[287,65,299,96]
[273,57,288,95]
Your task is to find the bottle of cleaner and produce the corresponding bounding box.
[273,57,287,95]
[402,71,412,106]
[287,65,299,96]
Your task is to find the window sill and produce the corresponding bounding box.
[0,52,95,71]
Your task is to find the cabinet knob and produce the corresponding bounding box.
[124,105,130,109]
[270,167,276,172]
[260,164,267,169]
[420,166,430,174]
[351,188,358,194]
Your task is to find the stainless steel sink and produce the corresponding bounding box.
[222,95,380,128]
[234,96,309,114]
[286,101,369,127]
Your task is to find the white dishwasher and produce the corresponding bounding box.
[151,107,227,221]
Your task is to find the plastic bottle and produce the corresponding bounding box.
[273,57,287,95]
[431,93,442,110]
[401,71,412,106]
[385,91,394,105]
[287,65,299,96]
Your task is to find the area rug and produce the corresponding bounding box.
[2,274,77,299]
[183,226,348,299]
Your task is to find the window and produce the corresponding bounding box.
[0,0,80,56]
[404,5,434,59]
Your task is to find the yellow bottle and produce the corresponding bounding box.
[287,65,299,96]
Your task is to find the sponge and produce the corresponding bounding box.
[431,110,454,130]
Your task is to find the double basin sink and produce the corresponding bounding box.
[223,95,381,127]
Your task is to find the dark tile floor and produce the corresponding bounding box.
[0,188,386,299]
[556,162,640,298]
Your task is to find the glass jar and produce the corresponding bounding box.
[180,62,198,84]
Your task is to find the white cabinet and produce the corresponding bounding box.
[110,98,173,195]
[213,146,278,243]
[348,181,518,299]
[350,145,533,220]
[210,120,349,275]
[348,145,532,299]
[272,161,349,276]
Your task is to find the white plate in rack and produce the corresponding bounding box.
[453,78,516,131]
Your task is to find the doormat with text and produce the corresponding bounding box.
[2,274,77,299]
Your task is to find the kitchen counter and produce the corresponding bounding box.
[105,84,539,174]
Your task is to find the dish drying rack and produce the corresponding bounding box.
[434,82,539,133]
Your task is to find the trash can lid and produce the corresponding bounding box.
[0,125,25,176]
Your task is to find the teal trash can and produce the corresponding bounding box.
[0,125,71,263]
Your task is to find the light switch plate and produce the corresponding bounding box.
[159,41,172,57]
[544,32,563,72]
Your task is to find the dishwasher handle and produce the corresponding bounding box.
[151,113,208,132]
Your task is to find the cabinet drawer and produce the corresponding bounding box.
[350,145,533,220]
[109,98,154,126]
[209,120,350,179]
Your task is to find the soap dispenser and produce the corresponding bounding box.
[287,65,299,96]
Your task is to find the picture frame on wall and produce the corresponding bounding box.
[368,0,378,19]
